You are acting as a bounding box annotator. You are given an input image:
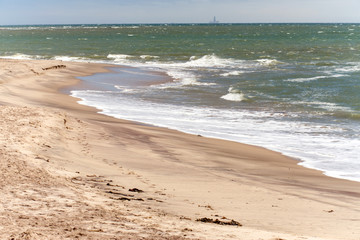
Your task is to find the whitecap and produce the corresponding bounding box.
[256,58,281,66]
[185,54,246,68]
[166,70,214,86]
[220,87,246,102]
[286,75,328,83]
[220,70,244,77]
[334,63,360,73]
[286,74,347,83]
[107,54,132,62]
[114,85,140,93]
[221,92,246,102]
[0,53,42,60]
[53,56,85,62]
[140,55,160,60]
[296,100,353,112]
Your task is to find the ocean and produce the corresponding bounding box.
[0,23,359,181]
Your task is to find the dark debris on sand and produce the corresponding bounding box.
[196,217,242,226]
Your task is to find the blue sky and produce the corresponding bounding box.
[0,0,359,25]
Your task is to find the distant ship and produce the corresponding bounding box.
[209,16,219,24]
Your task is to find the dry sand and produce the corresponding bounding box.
[0,58,360,240]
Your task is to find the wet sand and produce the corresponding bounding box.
[0,58,360,240]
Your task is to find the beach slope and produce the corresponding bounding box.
[0,59,359,240]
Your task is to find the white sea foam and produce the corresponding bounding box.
[221,93,246,102]
[107,54,132,60]
[107,54,134,64]
[114,86,141,93]
[185,54,238,68]
[286,74,347,83]
[296,100,353,112]
[0,53,43,60]
[182,54,258,71]
[52,56,87,62]
[140,55,160,60]
[220,71,244,77]
[256,58,282,66]
[108,54,161,64]
[334,63,360,73]
[286,75,328,83]
[221,87,246,102]
[111,26,139,29]
[106,53,249,87]
[162,70,216,87]
[106,53,257,73]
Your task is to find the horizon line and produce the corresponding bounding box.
[1,22,360,26]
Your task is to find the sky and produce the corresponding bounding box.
[0,0,360,25]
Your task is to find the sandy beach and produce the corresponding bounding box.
[1,58,360,240]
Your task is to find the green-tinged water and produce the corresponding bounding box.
[1,24,360,181]
[1,24,360,61]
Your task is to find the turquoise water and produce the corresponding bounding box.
[1,24,360,181]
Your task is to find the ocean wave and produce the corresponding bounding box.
[114,86,141,93]
[285,74,347,83]
[0,53,97,63]
[107,54,161,63]
[286,75,328,83]
[182,54,270,71]
[221,87,247,102]
[334,63,360,73]
[297,100,353,112]
[185,54,243,68]
[111,26,140,29]
[157,70,216,88]
[106,53,268,72]
[72,90,116,95]
[314,61,338,67]
[140,55,160,60]
[221,93,246,102]
[220,70,244,77]
[106,53,253,87]
[0,25,123,30]
[0,26,42,30]
[52,56,88,62]
[256,58,282,66]
[107,54,132,60]
[332,111,360,121]
[0,53,44,60]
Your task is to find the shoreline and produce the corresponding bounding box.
[1,58,360,239]
[70,63,358,183]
